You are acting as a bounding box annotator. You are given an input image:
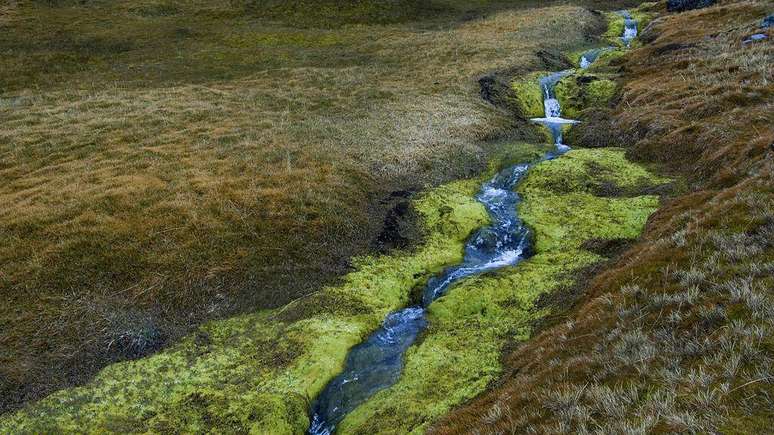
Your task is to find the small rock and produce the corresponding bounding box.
[743,33,768,44]
[667,0,716,12]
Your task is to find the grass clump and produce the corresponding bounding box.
[0,177,489,433]
[337,147,666,433]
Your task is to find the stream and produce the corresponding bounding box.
[307,12,637,434]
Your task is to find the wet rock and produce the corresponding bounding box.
[468,228,501,254]
[374,190,420,252]
[666,0,716,12]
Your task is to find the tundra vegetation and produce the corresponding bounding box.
[0,0,635,412]
[432,0,774,433]
[0,171,493,432]
[2,0,770,433]
[337,148,668,433]
[1,0,671,428]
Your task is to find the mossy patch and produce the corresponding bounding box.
[603,13,627,46]
[510,71,547,118]
[520,149,666,253]
[337,148,668,433]
[0,177,489,434]
[555,73,618,119]
[587,48,627,72]
[603,10,654,47]
[519,148,671,197]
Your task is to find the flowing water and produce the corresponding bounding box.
[307,12,637,434]
[530,70,578,150]
[579,47,610,69]
[308,158,548,435]
[618,10,639,47]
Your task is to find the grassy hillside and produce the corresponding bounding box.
[432,0,774,433]
[0,0,639,413]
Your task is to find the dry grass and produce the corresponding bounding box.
[0,0,624,413]
[431,0,774,433]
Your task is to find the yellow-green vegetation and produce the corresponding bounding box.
[587,47,627,70]
[555,73,618,118]
[336,147,668,433]
[0,0,613,410]
[0,177,490,433]
[603,8,655,47]
[518,148,668,252]
[603,12,627,45]
[509,71,547,118]
[430,2,774,433]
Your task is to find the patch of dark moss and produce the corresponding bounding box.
[374,190,423,253]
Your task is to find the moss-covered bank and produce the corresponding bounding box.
[510,71,547,118]
[0,172,495,433]
[603,8,655,47]
[336,148,667,433]
[0,141,553,433]
[554,73,618,119]
[0,143,666,434]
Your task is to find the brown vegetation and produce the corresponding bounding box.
[431,0,773,433]
[0,0,638,413]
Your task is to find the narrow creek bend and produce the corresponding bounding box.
[307,12,637,434]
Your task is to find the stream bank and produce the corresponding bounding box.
[316,6,672,433]
[0,4,671,434]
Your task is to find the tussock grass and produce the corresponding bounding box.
[431,0,774,433]
[0,0,621,413]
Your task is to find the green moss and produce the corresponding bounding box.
[603,13,627,46]
[0,178,489,434]
[485,141,554,173]
[337,148,668,433]
[631,8,656,33]
[603,10,654,48]
[588,48,627,72]
[510,72,546,118]
[520,149,666,252]
[555,73,618,118]
[587,78,617,106]
[519,148,670,196]
[338,251,599,434]
[522,192,658,252]
[1,146,668,434]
